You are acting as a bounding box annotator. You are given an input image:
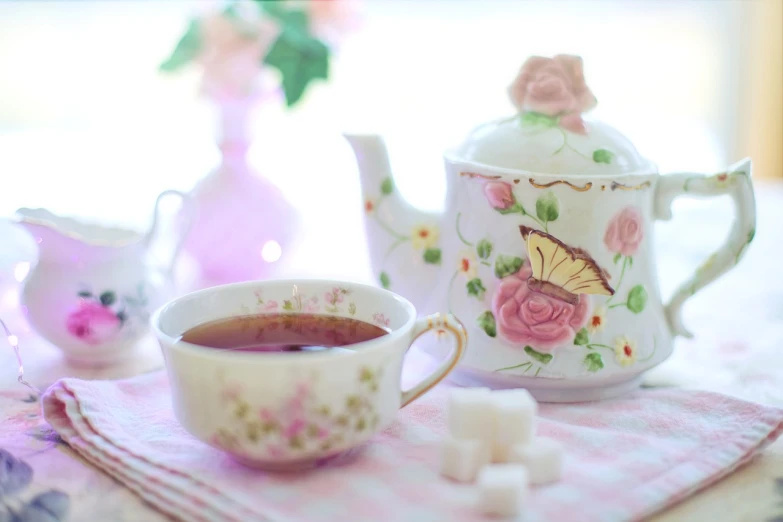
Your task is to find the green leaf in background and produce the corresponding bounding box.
[584,352,604,372]
[379,272,391,289]
[466,278,486,298]
[535,191,560,222]
[613,253,622,264]
[477,311,496,338]
[592,149,614,164]
[520,111,558,128]
[423,248,442,265]
[263,8,329,107]
[77,291,92,298]
[627,285,648,314]
[574,327,589,346]
[159,20,202,72]
[380,177,394,195]
[524,346,553,364]
[494,255,524,279]
[476,239,493,260]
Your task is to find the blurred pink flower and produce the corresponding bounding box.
[197,12,280,99]
[307,0,362,42]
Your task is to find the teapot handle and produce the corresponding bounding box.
[653,158,755,338]
[145,190,196,280]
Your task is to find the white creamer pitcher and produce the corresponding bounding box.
[15,190,194,367]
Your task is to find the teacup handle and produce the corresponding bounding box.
[401,313,467,407]
[145,190,196,279]
[653,158,756,338]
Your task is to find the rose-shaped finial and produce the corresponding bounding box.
[508,55,597,135]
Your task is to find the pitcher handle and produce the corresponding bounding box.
[145,190,196,280]
[401,313,467,407]
[653,158,756,338]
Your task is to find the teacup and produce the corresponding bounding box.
[151,279,467,470]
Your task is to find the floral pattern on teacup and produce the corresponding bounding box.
[211,365,384,459]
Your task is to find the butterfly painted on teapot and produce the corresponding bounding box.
[345,54,756,402]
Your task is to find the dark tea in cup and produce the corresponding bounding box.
[179,313,389,353]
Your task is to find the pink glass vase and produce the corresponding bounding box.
[182,94,299,285]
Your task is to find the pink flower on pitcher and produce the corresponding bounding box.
[604,207,644,256]
[508,55,597,135]
[66,300,121,344]
[492,266,590,350]
[264,300,279,311]
[484,181,516,211]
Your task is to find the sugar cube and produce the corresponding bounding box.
[448,387,494,441]
[509,437,564,485]
[439,435,490,482]
[477,464,529,517]
[491,389,538,446]
[490,442,512,464]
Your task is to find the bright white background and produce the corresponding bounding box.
[0,0,757,284]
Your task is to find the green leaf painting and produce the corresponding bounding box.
[574,327,589,346]
[466,278,486,298]
[627,285,648,314]
[379,272,391,289]
[494,255,524,279]
[520,111,558,128]
[477,311,497,338]
[380,177,394,195]
[476,239,493,260]
[613,253,622,264]
[584,352,604,372]
[99,291,116,306]
[535,191,560,223]
[592,149,614,164]
[423,248,442,265]
[524,346,553,365]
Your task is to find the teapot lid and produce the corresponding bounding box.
[455,55,649,175]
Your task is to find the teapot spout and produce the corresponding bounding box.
[344,134,444,309]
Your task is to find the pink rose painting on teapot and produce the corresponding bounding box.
[348,53,756,401]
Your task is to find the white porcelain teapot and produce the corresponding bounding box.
[345,55,756,402]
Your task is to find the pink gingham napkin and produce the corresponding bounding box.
[42,371,783,522]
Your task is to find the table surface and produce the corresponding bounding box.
[1,180,782,522]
